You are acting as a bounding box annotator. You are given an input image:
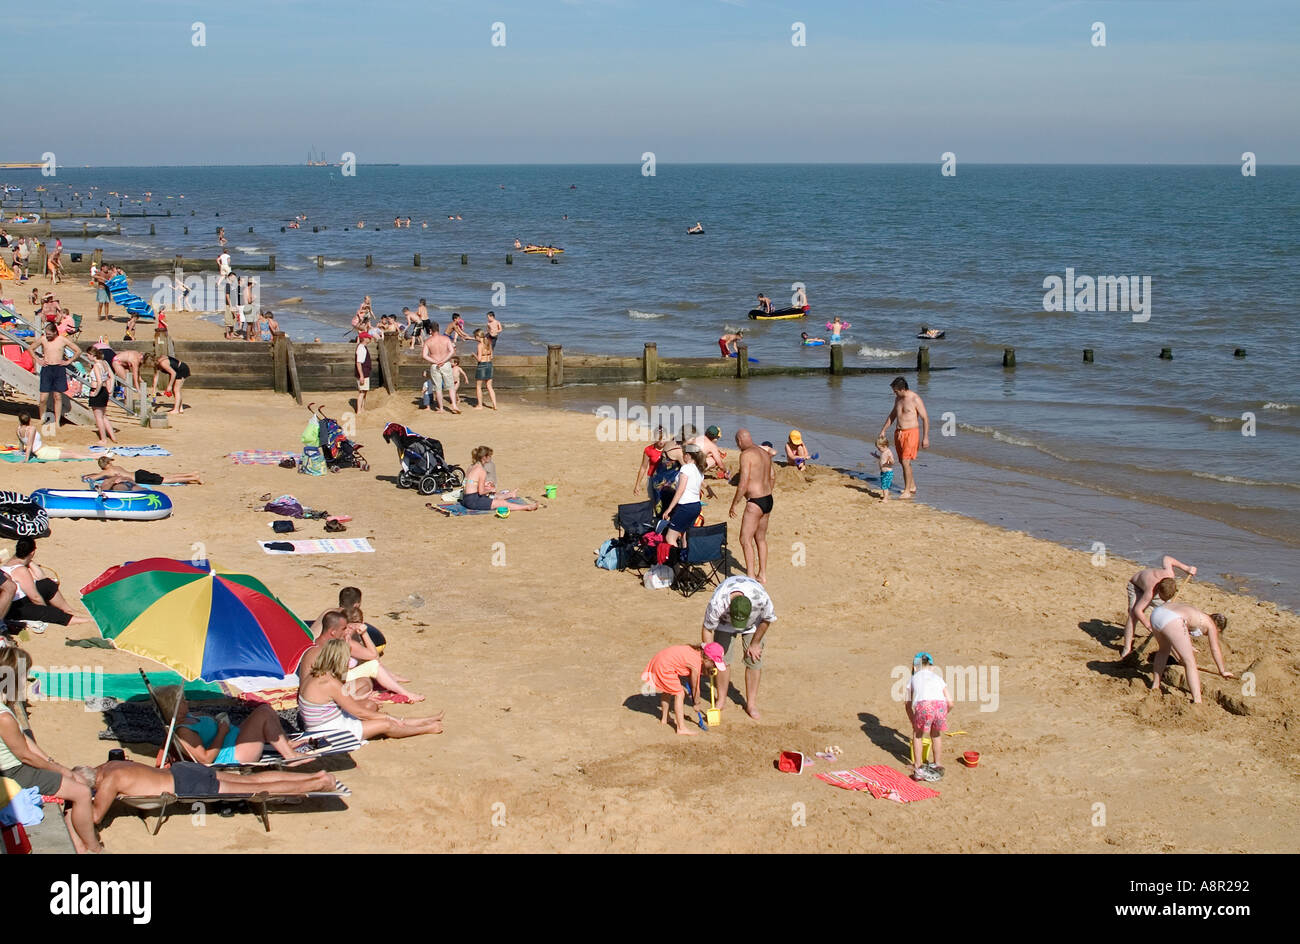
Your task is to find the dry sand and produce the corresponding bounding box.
[3,275,1299,853]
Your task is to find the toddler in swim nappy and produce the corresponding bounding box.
[873,435,896,500]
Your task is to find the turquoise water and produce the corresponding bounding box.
[5,164,1298,604]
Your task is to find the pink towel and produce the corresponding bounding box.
[814,765,939,802]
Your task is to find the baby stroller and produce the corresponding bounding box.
[306,403,369,472]
[382,422,465,495]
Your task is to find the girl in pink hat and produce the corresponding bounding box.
[642,642,726,735]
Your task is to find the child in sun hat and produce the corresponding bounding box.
[642,642,726,736]
[785,430,810,469]
[904,652,953,781]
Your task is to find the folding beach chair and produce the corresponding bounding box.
[139,670,361,770]
[114,780,352,835]
[674,522,730,598]
[614,499,658,573]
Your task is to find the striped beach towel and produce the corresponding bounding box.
[227,450,300,464]
[89,444,171,457]
[260,538,374,554]
[814,765,940,802]
[104,273,155,321]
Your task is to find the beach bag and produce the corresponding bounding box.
[643,564,674,590]
[264,495,305,517]
[301,419,320,447]
[595,539,624,571]
[298,447,325,476]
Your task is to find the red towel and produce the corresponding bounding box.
[814,765,939,803]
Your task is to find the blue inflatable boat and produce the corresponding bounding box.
[30,488,173,521]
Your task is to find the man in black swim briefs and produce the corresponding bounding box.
[729,428,775,585]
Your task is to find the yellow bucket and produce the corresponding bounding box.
[909,736,933,765]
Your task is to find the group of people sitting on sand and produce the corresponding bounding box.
[0,581,443,852]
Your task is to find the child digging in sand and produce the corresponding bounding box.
[642,642,726,735]
[904,652,953,781]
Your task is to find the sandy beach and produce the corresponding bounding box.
[3,276,1298,852]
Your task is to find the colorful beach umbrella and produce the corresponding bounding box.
[80,558,314,682]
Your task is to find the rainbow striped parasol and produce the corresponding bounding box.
[80,558,314,682]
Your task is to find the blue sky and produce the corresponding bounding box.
[13,0,1299,164]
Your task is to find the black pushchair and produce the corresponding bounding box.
[308,403,369,472]
[382,423,465,495]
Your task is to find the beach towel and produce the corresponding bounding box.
[88,444,171,457]
[431,496,540,517]
[104,272,156,322]
[259,538,374,554]
[227,450,301,465]
[30,669,224,703]
[814,765,940,803]
[0,450,94,463]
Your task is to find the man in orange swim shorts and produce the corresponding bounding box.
[877,376,930,499]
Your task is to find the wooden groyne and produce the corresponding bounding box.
[104,336,941,400]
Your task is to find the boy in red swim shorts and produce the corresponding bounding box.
[877,376,930,499]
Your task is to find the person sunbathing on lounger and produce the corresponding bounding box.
[75,760,338,825]
[153,686,308,765]
[297,639,443,742]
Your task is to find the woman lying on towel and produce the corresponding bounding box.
[297,639,443,742]
[461,445,538,512]
[155,686,307,766]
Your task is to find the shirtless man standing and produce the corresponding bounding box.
[420,324,460,413]
[1121,554,1196,658]
[27,323,80,426]
[877,376,929,499]
[730,428,775,585]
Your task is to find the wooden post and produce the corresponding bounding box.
[81,222,87,237]
[285,339,303,405]
[247,226,253,233]
[377,335,399,395]
[737,344,750,378]
[643,342,658,384]
[365,254,372,268]
[268,254,275,272]
[183,225,188,235]
[506,254,513,265]
[316,255,324,269]
[272,333,288,395]
[1003,347,1016,368]
[546,345,564,387]
[1159,347,1173,360]
[1233,348,1247,358]
[149,223,155,235]
[829,343,844,376]
[116,223,122,234]
[413,253,421,267]
[1083,348,1094,363]
[916,345,930,372]
[461,254,468,265]
[92,248,102,267]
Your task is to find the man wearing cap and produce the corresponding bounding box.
[702,574,776,720]
[691,424,726,472]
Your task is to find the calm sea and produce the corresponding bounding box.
[7,164,1298,606]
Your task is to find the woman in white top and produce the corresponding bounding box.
[661,443,708,550]
[16,411,93,462]
[2,537,92,627]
